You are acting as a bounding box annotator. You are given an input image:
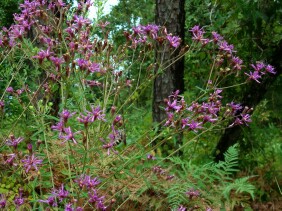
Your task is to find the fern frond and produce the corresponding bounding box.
[165,182,191,209]
[221,144,240,175]
[222,177,255,200]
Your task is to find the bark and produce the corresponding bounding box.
[153,0,185,123]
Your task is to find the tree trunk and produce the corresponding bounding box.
[153,0,185,123]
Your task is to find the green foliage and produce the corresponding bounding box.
[0,0,21,27]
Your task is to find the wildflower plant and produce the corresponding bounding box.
[0,0,275,210]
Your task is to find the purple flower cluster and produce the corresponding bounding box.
[152,165,175,181]
[0,0,109,90]
[189,25,276,82]
[5,86,24,96]
[125,24,181,49]
[39,184,69,208]
[77,105,106,128]
[74,175,107,210]
[75,174,100,189]
[0,194,6,208]
[186,188,201,198]
[51,109,80,145]
[245,62,276,83]
[164,89,253,131]
[190,25,210,45]
[14,190,25,208]
[152,165,166,175]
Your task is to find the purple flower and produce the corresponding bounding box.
[231,56,243,71]
[75,174,100,190]
[245,71,261,83]
[6,86,14,93]
[77,113,93,127]
[113,115,122,125]
[181,117,190,129]
[16,89,24,95]
[188,102,200,112]
[218,41,235,54]
[88,63,101,73]
[14,191,24,207]
[241,113,252,125]
[178,205,187,211]
[209,89,223,101]
[166,99,182,112]
[164,112,175,127]
[229,113,252,127]
[265,64,276,74]
[101,138,118,155]
[166,174,175,180]
[6,135,24,149]
[152,166,166,174]
[147,154,156,160]
[132,25,143,35]
[73,15,91,29]
[211,31,223,43]
[76,58,88,70]
[0,100,4,109]
[21,154,43,173]
[88,189,107,210]
[166,35,181,48]
[87,106,106,122]
[59,127,79,144]
[51,121,65,133]
[38,196,57,207]
[190,25,203,37]
[32,48,53,64]
[56,0,66,7]
[190,25,209,44]
[0,194,6,208]
[142,24,159,39]
[65,203,74,211]
[27,143,33,153]
[201,102,220,116]
[9,25,25,40]
[4,153,16,165]
[126,79,132,87]
[50,56,64,70]
[68,41,76,51]
[251,62,265,72]
[52,184,69,202]
[60,109,76,123]
[187,120,203,132]
[227,102,242,114]
[202,115,218,124]
[85,80,102,87]
[186,188,200,198]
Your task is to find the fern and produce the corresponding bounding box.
[222,177,255,200]
[219,144,240,175]
[165,144,255,208]
[165,182,191,209]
